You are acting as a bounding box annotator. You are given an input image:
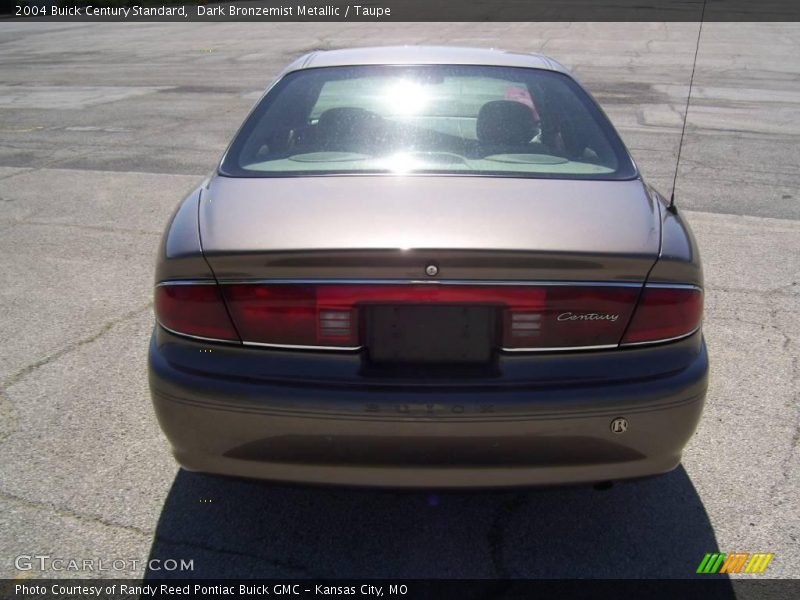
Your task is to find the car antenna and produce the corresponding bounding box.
[669,0,707,212]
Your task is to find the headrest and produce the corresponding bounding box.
[316,107,381,143]
[476,100,537,145]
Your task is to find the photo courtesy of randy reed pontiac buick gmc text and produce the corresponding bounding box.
[13,584,407,596]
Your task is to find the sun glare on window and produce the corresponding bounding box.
[377,152,425,173]
[383,80,430,115]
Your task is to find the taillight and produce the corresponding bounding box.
[155,284,240,341]
[155,282,701,350]
[219,283,641,350]
[503,286,640,349]
[621,286,703,345]
[221,284,357,347]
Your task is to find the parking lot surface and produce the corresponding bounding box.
[0,22,798,579]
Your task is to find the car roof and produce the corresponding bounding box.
[283,46,571,75]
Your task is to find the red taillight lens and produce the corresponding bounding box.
[157,282,702,350]
[220,283,640,350]
[155,284,240,341]
[221,284,357,347]
[504,286,640,349]
[621,286,703,345]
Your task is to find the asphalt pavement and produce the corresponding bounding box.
[0,22,798,580]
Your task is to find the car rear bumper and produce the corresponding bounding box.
[148,328,709,488]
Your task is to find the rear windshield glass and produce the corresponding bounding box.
[220,65,636,179]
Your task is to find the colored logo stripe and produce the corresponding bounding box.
[744,553,774,574]
[720,553,749,573]
[697,553,726,574]
[697,552,773,574]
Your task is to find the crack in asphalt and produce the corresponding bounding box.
[0,302,153,442]
[770,351,800,506]
[0,218,161,237]
[706,284,800,296]
[711,301,799,513]
[0,139,110,180]
[0,391,13,444]
[0,98,210,180]
[0,168,34,182]
[711,315,793,343]
[151,534,318,578]
[2,302,152,390]
[0,487,152,539]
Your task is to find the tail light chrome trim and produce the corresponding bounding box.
[618,326,702,348]
[503,343,620,353]
[157,322,242,345]
[155,280,217,286]
[154,279,703,352]
[640,283,703,291]
[242,340,362,351]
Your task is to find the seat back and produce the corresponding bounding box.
[476,100,538,149]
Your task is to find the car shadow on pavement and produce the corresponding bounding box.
[145,465,732,585]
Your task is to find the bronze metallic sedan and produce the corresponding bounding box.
[149,46,707,487]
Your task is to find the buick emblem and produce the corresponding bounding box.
[610,417,629,434]
[425,264,439,277]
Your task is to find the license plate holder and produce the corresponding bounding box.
[366,305,496,364]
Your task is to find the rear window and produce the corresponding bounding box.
[220,65,637,179]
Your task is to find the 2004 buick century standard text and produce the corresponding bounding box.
[148,46,708,488]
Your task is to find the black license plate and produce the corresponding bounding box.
[366,305,496,364]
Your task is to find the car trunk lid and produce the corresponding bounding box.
[199,175,659,282]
